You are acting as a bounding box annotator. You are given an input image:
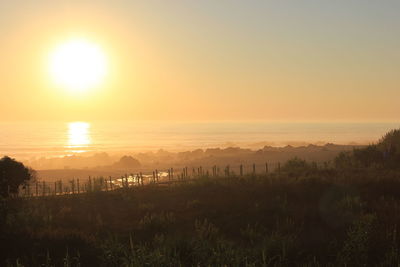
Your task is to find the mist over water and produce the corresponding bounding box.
[0,121,398,159]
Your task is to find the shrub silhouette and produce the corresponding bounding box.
[0,156,36,197]
[334,151,355,169]
[353,145,383,167]
[112,155,141,169]
[378,129,400,154]
[281,157,314,175]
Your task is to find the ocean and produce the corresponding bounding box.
[0,121,398,159]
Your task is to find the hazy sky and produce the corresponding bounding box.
[1,0,399,121]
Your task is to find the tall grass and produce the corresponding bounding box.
[3,165,400,266]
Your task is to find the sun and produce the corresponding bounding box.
[49,39,108,92]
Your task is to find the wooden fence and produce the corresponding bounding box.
[16,161,330,198]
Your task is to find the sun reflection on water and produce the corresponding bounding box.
[67,122,91,153]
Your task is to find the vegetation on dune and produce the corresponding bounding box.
[2,129,400,266]
[335,129,400,169]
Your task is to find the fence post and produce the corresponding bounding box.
[253,163,256,175]
[77,179,80,194]
[265,162,268,174]
[42,181,45,197]
[278,162,281,175]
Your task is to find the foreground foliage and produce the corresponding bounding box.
[2,164,400,266]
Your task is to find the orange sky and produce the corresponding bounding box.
[1,1,399,122]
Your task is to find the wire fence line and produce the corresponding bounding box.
[15,161,331,198]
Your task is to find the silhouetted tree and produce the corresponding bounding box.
[0,156,36,197]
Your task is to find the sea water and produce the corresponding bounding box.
[0,121,398,159]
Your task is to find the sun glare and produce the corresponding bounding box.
[49,39,107,92]
[67,122,91,152]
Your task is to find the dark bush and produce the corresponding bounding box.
[0,156,36,198]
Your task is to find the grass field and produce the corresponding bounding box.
[2,163,400,266]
